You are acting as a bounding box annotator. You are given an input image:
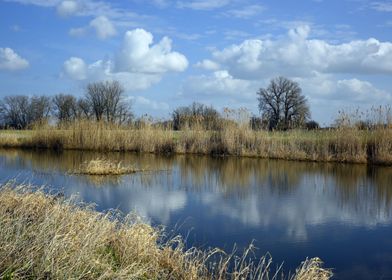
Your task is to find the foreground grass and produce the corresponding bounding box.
[0,186,332,280]
[1,120,391,164]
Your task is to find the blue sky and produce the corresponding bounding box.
[0,0,392,124]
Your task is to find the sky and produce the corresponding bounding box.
[0,0,392,125]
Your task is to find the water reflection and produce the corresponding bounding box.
[1,149,392,229]
[1,149,392,279]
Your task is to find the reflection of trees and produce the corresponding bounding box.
[176,156,307,197]
[311,163,392,212]
[1,149,392,210]
[372,167,392,207]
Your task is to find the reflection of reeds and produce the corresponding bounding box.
[0,186,332,280]
[73,158,142,175]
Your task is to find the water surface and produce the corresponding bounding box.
[1,149,392,279]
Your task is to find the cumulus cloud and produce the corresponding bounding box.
[336,79,390,102]
[296,73,391,103]
[115,29,188,73]
[56,0,79,17]
[203,25,392,79]
[183,70,259,100]
[0,47,29,71]
[69,16,116,40]
[63,28,188,91]
[195,59,221,71]
[63,57,87,80]
[89,16,116,39]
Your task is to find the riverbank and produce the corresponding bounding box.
[0,186,332,279]
[1,121,391,164]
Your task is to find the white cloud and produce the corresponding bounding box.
[296,73,391,103]
[225,4,265,19]
[295,73,392,122]
[183,70,259,99]
[336,78,391,102]
[177,0,230,10]
[69,16,117,40]
[56,0,79,17]
[0,47,29,71]
[89,16,117,39]
[205,25,392,79]
[64,58,162,91]
[115,29,188,73]
[7,0,141,23]
[190,26,392,120]
[63,57,87,80]
[63,28,188,91]
[132,96,170,110]
[195,59,220,71]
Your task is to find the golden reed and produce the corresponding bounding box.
[0,119,391,165]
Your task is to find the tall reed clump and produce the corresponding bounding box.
[29,120,178,153]
[72,158,143,175]
[0,186,332,280]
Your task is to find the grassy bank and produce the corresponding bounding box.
[0,186,332,279]
[1,120,391,164]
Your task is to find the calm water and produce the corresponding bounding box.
[1,149,392,279]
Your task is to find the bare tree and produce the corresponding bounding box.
[0,96,30,128]
[85,80,132,123]
[86,82,106,121]
[257,77,310,130]
[0,95,50,128]
[76,98,92,120]
[52,94,78,122]
[103,80,126,123]
[30,95,51,124]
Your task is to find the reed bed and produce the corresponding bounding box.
[0,186,332,280]
[0,119,391,164]
[72,158,143,175]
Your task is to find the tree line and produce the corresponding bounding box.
[0,80,132,129]
[0,77,317,130]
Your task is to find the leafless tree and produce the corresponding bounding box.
[52,94,78,123]
[0,95,50,128]
[86,82,106,121]
[85,80,132,123]
[76,98,92,120]
[30,95,51,124]
[257,76,310,130]
[0,96,30,128]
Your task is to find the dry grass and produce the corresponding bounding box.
[72,158,143,175]
[0,117,391,164]
[292,258,333,280]
[0,186,332,280]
